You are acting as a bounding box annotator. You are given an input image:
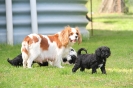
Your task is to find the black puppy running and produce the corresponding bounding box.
[72,46,111,74]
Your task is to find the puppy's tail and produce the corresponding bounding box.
[77,48,87,55]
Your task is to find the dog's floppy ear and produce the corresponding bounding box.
[95,47,101,57]
[60,26,71,46]
[107,47,111,56]
[75,27,82,44]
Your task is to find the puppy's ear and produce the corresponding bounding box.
[95,48,101,56]
[107,47,111,56]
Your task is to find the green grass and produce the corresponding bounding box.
[87,14,133,31]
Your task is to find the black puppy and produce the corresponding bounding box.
[7,53,48,67]
[7,54,23,67]
[72,46,111,74]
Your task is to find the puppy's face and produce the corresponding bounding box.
[96,46,111,58]
[101,47,111,58]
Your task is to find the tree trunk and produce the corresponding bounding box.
[99,0,127,13]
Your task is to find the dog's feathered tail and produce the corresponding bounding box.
[21,41,29,62]
[77,48,87,55]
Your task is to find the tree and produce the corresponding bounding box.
[99,0,128,13]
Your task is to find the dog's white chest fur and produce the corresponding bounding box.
[98,60,105,68]
[98,64,103,68]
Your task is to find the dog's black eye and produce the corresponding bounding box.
[76,33,79,35]
[70,33,73,35]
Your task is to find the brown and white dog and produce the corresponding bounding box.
[21,26,82,68]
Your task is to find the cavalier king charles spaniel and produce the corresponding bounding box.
[21,26,82,68]
[72,46,111,74]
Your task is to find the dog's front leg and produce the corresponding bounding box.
[72,64,80,72]
[100,66,106,74]
[72,62,80,72]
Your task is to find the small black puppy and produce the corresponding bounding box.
[72,46,111,74]
[7,54,23,67]
[7,53,48,67]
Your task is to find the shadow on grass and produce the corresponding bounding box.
[103,20,118,24]
[124,12,133,15]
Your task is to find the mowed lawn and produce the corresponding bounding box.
[0,14,133,88]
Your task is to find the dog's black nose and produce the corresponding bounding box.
[105,53,109,57]
[75,36,78,38]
